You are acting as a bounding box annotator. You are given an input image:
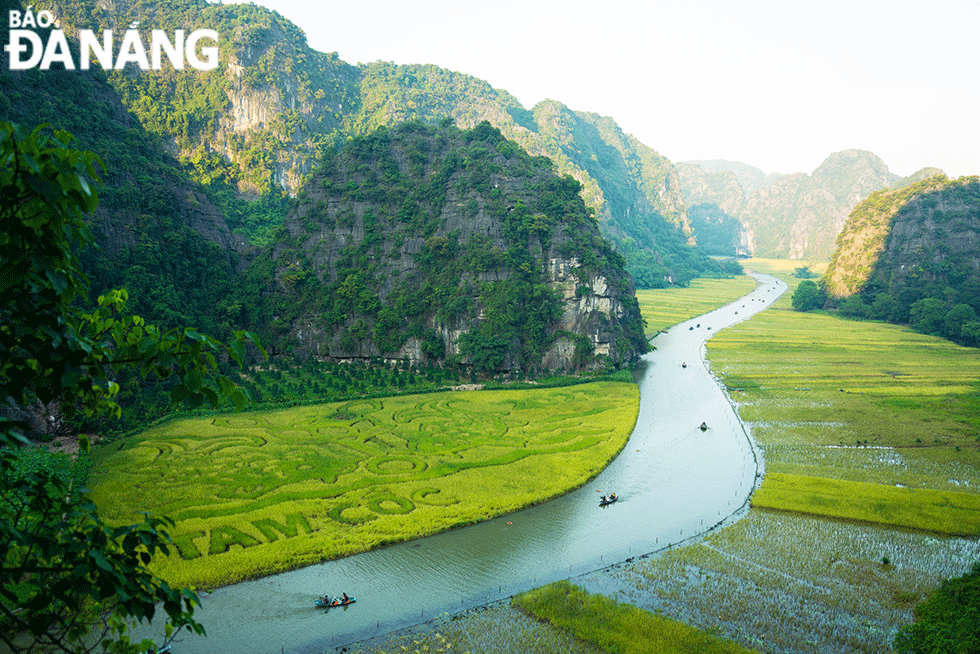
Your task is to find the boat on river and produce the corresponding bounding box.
[316,596,356,609]
[599,494,618,506]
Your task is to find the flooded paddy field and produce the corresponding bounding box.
[348,510,977,654]
[576,510,978,654]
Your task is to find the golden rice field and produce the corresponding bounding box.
[88,382,639,589]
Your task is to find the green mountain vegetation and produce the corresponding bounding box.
[0,1,650,425]
[241,120,648,373]
[0,121,256,654]
[0,3,243,339]
[820,174,980,347]
[27,0,737,287]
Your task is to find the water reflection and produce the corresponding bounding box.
[157,274,787,654]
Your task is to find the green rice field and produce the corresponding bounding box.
[636,276,757,337]
[88,382,639,589]
[706,264,980,532]
[512,581,760,654]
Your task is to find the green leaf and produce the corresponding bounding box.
[91,550,112,572]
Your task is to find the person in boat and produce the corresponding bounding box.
[600,495,607,503]
[609,493,617,501]
[342,592,349,604]
[682,362,687,368]
[700,421,708,431]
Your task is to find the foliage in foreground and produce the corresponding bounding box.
[513,580,759,654]
[0,122,256,653]
[894,562,980,653]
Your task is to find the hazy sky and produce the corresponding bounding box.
[238,0,979,179]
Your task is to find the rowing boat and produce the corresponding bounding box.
[315,596,356,609]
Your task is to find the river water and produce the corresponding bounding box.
[164,273,787,654]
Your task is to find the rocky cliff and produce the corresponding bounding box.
[678,151,903,260]
[36,0,361,196]
[823,175,980,308]
[246,122,648,373]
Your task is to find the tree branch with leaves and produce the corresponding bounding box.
[0,122,263,653]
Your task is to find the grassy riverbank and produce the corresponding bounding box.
[88,382,639,589]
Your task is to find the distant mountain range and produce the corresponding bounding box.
[11,0,954,278]
[677,154,946,261]
[4,0,971,372]
[19,0,725,288]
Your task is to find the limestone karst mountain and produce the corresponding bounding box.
[678,152,906,261]
[822,174,980,336]
[244,121,648,373]
[27,0,725,286]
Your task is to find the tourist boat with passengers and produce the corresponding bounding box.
[316,595,356,609]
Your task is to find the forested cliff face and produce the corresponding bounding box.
[0,3,246,337]
[31,0,360,195]
[27,0,723,287]
[822,176,980,325]
[678,151,904,260]
[242,122,648,373]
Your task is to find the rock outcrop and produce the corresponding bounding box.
[249,122,647,373]
[679,151,903,261]
[823,175,980,304]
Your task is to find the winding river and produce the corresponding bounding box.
[165,272,787,654]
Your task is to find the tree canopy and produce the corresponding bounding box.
[791,280,826,312]
[0,122,260,653]
[894,563,980,654]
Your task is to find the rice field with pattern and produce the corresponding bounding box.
[87,382,639,589]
